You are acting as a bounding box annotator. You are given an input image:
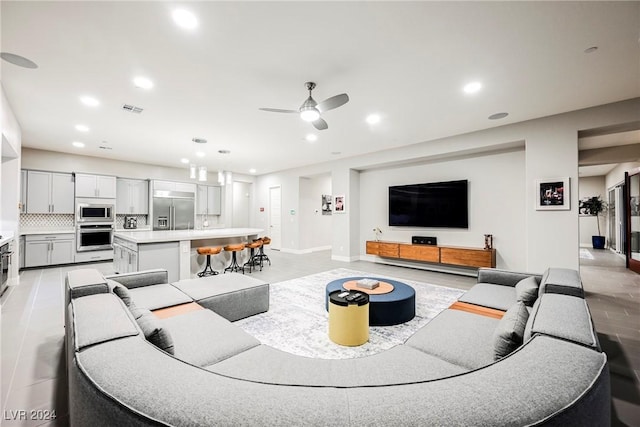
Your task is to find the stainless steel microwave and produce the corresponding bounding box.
[76,203,114,223]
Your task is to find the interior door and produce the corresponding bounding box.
[626,170,640,274]
[268,186,282,250]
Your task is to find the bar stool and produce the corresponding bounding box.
[255,236,271,266]
[243,240,263,273]
[223,243,246,274]
[197,246,222,277]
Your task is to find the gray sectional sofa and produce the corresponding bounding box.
[65,267,610,426]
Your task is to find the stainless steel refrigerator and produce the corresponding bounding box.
[152,190,195,230]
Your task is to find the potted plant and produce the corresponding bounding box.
[580,196,607,249]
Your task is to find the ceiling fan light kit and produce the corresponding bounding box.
[260,81,349,130]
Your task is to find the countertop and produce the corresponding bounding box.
[113,228,263,244]
[20,228,76,236]
[0,231,15,246]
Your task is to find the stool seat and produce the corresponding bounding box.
[224,244,246,274]
[197,246,222,277]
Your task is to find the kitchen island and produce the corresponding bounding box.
[113,228,263,282]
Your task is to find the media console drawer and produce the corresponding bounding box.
[366,241,496,269]
[399,244,440,262]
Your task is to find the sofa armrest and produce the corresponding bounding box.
[477,268,542,287]
[105,269,169,289]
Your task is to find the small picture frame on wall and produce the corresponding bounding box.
[334,195,346,213]
[321,194,332,215]
[535,177,570,210]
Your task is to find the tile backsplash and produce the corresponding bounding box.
[116,214,148,229]
[20,214,74,229]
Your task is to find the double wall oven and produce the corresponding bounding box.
[76,199,115,252]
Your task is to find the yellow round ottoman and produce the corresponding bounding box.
[328,290,369,346]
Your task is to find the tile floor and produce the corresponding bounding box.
[0,249,638,426]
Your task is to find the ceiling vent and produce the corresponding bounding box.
[192,138,207,144]
[122,104,144,114]
[98,145,113,150]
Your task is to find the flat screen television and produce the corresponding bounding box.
[388,180,468,228]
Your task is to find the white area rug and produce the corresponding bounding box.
[235,268,465,359]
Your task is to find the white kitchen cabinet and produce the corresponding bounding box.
[197,185,221,216]
[116,179,149,214]
[24,233,74,267]
[75,173,117,198]
[152,180,196,194]
[26,170,74,214]
[113,237,138,274]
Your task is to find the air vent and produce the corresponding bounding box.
[99,146,113,150]
[192,138,207,144]
[122,104,144,114]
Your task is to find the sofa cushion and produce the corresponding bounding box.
[457,283,516,311]
[105,269,169,289]
[405,309,499,370]
[528,293,599,350]
[162,309,260,367]
[539,268,584,298]
[128,283,193,310]
[209,344,467,387]
[493,301,529,360]
[136,309,175,354]
[71,293,140,351]
[515,276,538,306]
[107,279,134,307]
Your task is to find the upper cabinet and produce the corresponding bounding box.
[26,170,74,214]
[152,180,196,194]
[75,173,116,198]
[197,185,221,216]
[116,178,149,214]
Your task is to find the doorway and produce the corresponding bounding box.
[268,186,282,250]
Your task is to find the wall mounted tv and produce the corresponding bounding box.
[388,180,468,228]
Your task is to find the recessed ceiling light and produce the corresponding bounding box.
[75,124,90,132]
[72,141,85,148]
[195,151,205,158]
[305,134,318,142]
[172,9,198,30]
[180,158,190,164]
[133,76,154,90]
[366,114,381,125]
[249,168,257,174]
[584,46,598,54]
[463,81,482,94]
[80,96,100,107]
[0,52,38,69]
[488,112,509,120]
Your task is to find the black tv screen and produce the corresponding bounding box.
[389,180,468,228]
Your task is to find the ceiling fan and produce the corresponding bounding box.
[259,82,349,130]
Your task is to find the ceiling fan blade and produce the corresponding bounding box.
[316,93,349,113]
[259,108,298,114]
[312,118,328,130]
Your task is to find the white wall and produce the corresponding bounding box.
[299,174,332,251]
[254,170,300,251]
[1,85,22,283]
[359,149,526,270]
[256,98,640,272]
[578,176,606,247]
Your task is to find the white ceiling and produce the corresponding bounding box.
[2,1,639,176]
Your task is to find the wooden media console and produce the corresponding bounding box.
[366,241,496,269]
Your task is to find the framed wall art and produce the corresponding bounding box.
[535,177,570,211]
[334,195,346,213]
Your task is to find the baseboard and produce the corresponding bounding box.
[280,246,332,255]
[331,254,360,262]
